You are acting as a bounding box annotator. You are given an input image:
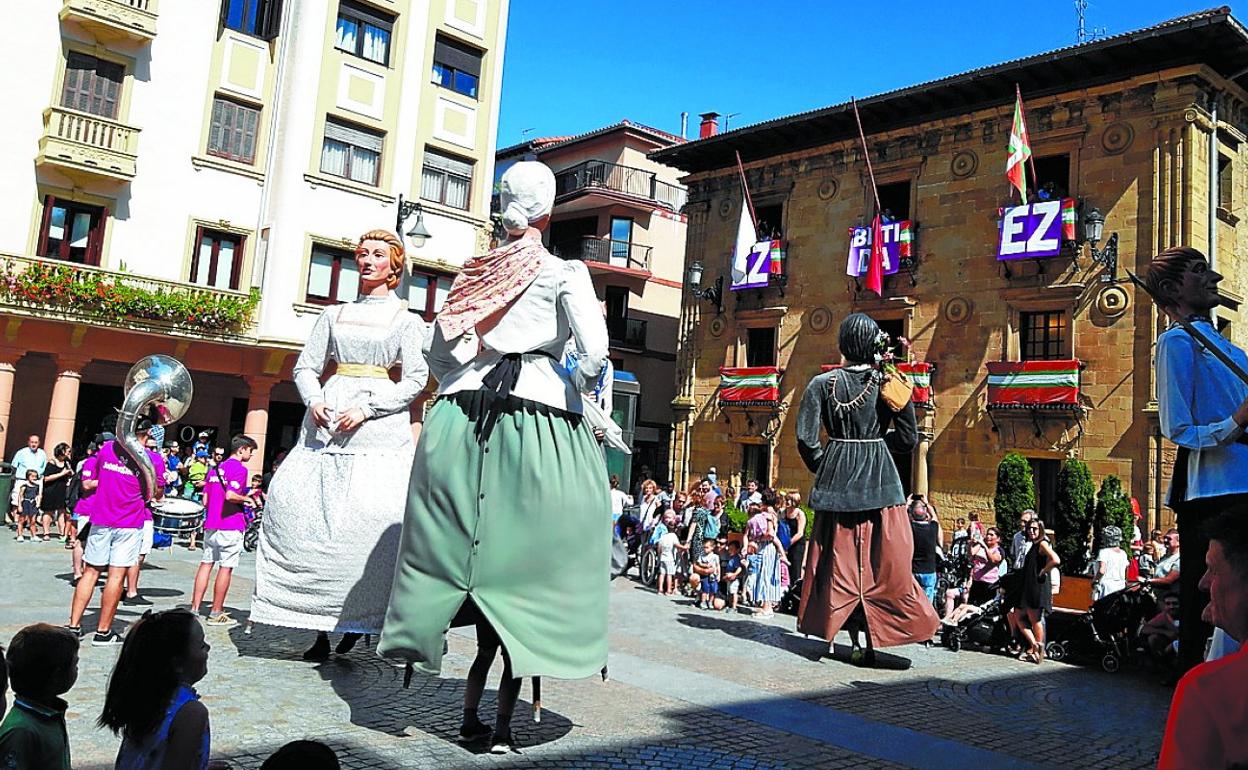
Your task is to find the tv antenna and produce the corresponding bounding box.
[1075,0,1106,44]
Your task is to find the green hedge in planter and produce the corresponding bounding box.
[994,452,1036,543]
[1054,458,1095,574]
[1093,475,1134,551]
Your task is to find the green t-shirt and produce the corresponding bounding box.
[0,697,71,770]
[184,460,208,497]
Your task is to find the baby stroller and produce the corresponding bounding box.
[940,590,1013,653]
[936,535,972,618]
[1045,583,1157,672]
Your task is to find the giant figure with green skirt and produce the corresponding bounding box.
[379,161,612,753]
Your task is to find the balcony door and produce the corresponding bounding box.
[61,52,124,119]
[548,216,596,259]
[609,217,633,267]
[37,196,107,265]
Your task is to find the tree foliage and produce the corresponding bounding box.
[1093,475,1134,551]
[994,452,1036,543]
[1053,459,1095,574]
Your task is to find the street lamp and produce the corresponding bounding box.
[1081,206,1119,283]
[396,194,432,248]
[686,260,723,314]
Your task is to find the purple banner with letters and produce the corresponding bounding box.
[997,199,1075,261]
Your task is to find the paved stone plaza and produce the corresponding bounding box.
[1,535,1171,769]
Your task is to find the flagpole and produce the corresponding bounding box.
[851,97,882,215]
[1015,83,1040,197]
[734,150,759,237]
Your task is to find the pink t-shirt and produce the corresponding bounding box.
[90,441,165,530]
[204,457,248,532]
[74,455,99,517]
[971,544,1003,584]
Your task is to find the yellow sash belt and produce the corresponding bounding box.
[336,363,390,378]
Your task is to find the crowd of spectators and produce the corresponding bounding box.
[613,471,806,619]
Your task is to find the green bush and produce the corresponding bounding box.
[994,453,1036,543]
[1053,459,1095,574]
[1093,475,1134,552]
[724,502,749,533]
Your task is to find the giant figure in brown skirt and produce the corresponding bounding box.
[795,312,940,665]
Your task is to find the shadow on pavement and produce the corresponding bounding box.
[674,611,831,662]
[73,661,1168,770]
[227,623,574,756]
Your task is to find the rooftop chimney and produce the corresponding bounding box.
[698,112,720,139]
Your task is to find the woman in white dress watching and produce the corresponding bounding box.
[251,229,428,661]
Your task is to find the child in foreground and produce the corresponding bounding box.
[101,608,227,770]
[0,624,80,770]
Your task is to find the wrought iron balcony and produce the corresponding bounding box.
[553,159,687,211]
[61,0,159,42]
[0,253,258,341]
[554,237,652,273]
[37,107,140,183]
[607,317,646,350]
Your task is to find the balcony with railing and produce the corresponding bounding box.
[553,236,652,275]
[61,0,159,42]
[553,159,688,212]
[37,107,141,182]
[607,317,646,350]
[0,253,258,342]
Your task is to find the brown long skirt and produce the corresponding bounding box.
[797,505,939,648]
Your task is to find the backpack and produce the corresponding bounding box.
[702,510,720,540]
[66,473,84,513]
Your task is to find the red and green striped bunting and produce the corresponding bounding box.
[897,362,932,405]
[986,359,1080,406]
[719,366,780,403]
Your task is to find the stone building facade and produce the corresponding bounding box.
[654,9,1248,533]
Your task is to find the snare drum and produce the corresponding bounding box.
[151,497,205,535]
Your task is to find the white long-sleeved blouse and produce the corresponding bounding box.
[425,251,608,413]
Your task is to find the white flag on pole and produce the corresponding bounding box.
[730,201,756,285]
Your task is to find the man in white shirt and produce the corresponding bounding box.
[1011,509,1036,570]
[1150,529,1182,597]
[12,435,47,480]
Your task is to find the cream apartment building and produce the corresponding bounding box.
[497,121,688,485]
[0,0,508,467]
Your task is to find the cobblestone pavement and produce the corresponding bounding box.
[0,534,1171,769]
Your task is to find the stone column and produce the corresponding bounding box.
[0,348,21,446]
[243,376,277,477]
[45,356,90,450]
[913,408,933,497]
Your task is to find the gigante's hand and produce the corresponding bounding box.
[311,403,333,428]
[1234,396,1248,428]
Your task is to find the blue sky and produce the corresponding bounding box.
[497,0,1222,147]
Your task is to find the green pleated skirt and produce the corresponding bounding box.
[378,389,611,680]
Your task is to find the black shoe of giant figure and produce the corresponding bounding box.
[458,719,492,744]
[302,632,330,662]
[489,729,514,754]
[335,632,362,655]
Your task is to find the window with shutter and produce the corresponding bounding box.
[208,97,260,164]
[335,0,394,65]
[431,35,482,99]
[320,119,384,186]
[60,53,123,119]
[419,148,473,210]
[220,0,282,38]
